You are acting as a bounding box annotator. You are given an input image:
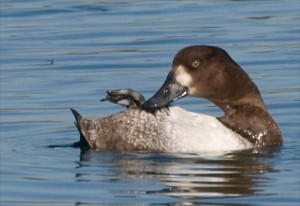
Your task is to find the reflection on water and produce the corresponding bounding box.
[77,148,279,202]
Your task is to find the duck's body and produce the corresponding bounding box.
[71,45,282,153]
[71,106,252,152]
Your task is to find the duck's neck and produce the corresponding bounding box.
[213,94,267,114]
[215,99,282,148]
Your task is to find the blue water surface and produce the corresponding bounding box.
[1,0,300,205]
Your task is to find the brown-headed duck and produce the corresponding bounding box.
[71,45,283,153]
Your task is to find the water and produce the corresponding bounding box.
[1,0,299,205]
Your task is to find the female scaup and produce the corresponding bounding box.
[71,45,283,152]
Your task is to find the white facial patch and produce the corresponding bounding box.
[175,65,192,87]
[175,65,196,95]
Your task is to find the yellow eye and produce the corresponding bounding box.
[192,60,200,68]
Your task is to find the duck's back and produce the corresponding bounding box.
[74,108,175,151]
[73,106,253,153]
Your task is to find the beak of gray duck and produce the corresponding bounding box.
[142,72,188,110]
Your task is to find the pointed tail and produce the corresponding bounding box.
[70,108,90,149]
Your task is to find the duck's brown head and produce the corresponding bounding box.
[143,45,265,112]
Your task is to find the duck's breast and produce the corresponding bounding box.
[164,107,253,153]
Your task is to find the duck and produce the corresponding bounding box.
[71,45,283,153]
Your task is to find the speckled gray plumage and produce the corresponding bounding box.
[71,106,253,152]
[72,108,179,151]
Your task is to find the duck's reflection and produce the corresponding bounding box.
[75,148,279,202]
